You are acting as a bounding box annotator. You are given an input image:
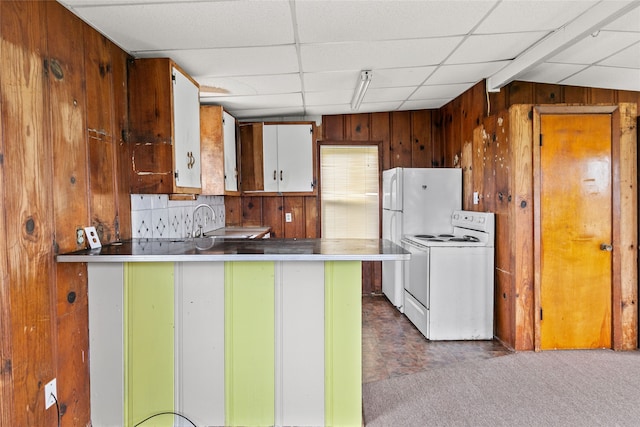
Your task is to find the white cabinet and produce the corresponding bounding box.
[129,58,201,194]
[263,124,314,192]
[223,111,238,192]
[172,66,201,190]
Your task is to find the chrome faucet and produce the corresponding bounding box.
[191,203,216,238]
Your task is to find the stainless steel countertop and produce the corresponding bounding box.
[56,238,410,262]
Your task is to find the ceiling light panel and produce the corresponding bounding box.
[295,1,495,42]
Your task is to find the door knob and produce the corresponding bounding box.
[600,243,613,252]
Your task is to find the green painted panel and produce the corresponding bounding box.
[225,262,275,426]
[124,262,174,427]
[325,261,362,427]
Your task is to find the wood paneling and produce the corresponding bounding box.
[411,110,432,168]
[1,3,128,425]
[46,3,92,426]
[370,112,391,170]
[263,197,283,238]
[0,2,56,426]
[390,111,411,167]
[283,197,305,238]
[242,196,263,226]
[225,196,242,227]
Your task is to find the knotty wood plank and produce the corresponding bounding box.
[322,115,344,141]
[390,111,411,167]
[304,196,318,238]
[510,104,534,351]
[47,0,89,252]
[410,110,431,167]
[84,25,117,243]
[370,112,391,170]
[242,196,263,226]
[46,3,92,426]
[262,196,283,238]
[1,2,57,425]
[615,103,638,350]
[111,42,131,241]
[345,114,370,141]
[534,83,562,104]
[224,196,243,227]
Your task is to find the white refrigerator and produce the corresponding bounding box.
[382,167,462,311]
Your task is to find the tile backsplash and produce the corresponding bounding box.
[131,194,225,239]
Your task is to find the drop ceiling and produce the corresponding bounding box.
[59,0,640,120]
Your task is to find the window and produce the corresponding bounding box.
[320,145,379,238]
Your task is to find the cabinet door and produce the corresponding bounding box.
[172,66,201,190]
[263,124,279,192]
[222,111,238,192]
[277,124,313,192]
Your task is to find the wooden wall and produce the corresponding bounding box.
[444,81,640,351]
[0,2,130,426]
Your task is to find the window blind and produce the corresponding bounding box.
[320,146,379,239]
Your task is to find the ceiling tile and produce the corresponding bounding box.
[446,32,549,64]
[197,74,302,97]
[548,30,640,65]
[474,1,597,34]
[305,90,353,106]
[295,0,495,43]
[561,65,640,91]
[518,63,588,84]
[401,99,450,110]
[411,83,476,101]
[143,45,300,77]
[599,42,640,68]
[62,0,294,52]
[300,37,463,72]
[427,61,510,85]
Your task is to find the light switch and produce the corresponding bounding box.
[473,192,479,205]
[285,212,292,222]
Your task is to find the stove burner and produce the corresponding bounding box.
[415,234,436,239]
[426,238,445,242]
[438,234,454,237]
[449,237,468,242]
[464,235,480,242]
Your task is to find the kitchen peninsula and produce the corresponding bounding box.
[57,238,408,427]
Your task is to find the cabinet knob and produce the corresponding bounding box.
[280,170,283,181]
[273,170,277,181]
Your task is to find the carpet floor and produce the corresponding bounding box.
[363,349,640,427]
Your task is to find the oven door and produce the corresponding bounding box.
[401,239,430,307]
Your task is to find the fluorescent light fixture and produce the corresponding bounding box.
[351,70,372,110]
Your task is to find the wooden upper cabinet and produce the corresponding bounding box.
[128,58,201,194]
[200,105,240,195]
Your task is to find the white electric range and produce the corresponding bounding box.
[401,210,495,340]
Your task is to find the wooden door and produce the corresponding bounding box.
[539,114,612,349]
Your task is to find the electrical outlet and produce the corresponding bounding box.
[285,212,292,223]
[44,378,57,410]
